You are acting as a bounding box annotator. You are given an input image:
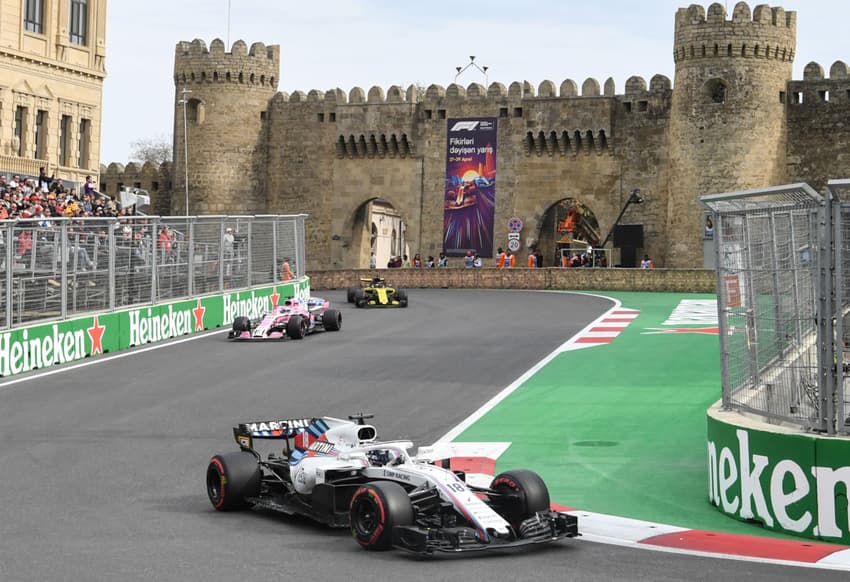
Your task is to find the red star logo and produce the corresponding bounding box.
[193,298,206,331]
[271,287,280,310]
[87,315,106,355]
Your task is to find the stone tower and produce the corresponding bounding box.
[172,39,280,215]
[666,3,795,266]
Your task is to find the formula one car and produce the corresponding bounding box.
[206,415,578,554]
[347,277,408,308]
[227,296,341,340]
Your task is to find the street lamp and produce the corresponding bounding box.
[455,55,489,87]
[178,87,191,216]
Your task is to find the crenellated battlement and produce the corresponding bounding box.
[787,61,850,106]
[674,3,796,64]
[173,38,280,88]
[271,75,673,109]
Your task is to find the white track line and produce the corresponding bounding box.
[437,293,622,442]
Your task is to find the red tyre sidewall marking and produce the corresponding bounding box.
[210,457,226,509]
[351,487,386,547]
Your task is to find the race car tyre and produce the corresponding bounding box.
[349,481,414,550]
[286,314,307,339]
[354,289,366,308]
[206,452,261,511]
[232,315,251,332]
[488,469,550,530]
[347,287,357,303]
[322,308,342,331]
[395,288,408,307]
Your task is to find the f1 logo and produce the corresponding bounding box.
[450,121,480,132]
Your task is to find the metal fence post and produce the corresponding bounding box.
[713,215,733,411]
[272,219,278,281]
[295,215,307,278]
[60,221,68,320]
[816,197,835,433]
[246,219,253,288]
[151,218,159,305]
[5,223,13,328]
[188,218,195,297]
[834,199,845,434]
[218,219,225,293]
[108,219,116,310]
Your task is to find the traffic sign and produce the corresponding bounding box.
[508,217,523,233]
[507,239,521,252]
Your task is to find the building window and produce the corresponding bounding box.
[499,107,508,118]
[34,110,47,159]
[24,0,43,34]
[77,118,91,168]
[704,78,728,104]
[329,112,336,122]
[14,106,27,157]
[70,0,88,46]
[59,115,72,166]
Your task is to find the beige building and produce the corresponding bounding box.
[0,0,107,186]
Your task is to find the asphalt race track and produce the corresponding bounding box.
[0,289,846,581]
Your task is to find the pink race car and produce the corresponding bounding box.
[228,297,342,340]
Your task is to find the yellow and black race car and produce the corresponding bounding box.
[347,277,408,308]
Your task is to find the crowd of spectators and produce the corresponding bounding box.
[0,168,122,221]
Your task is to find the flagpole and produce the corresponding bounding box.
[226,0,231,46]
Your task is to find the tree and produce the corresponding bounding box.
[129,135,172,165]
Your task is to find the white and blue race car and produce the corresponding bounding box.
[206,415,578,554]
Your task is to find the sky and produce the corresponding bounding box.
[101,0,848,164]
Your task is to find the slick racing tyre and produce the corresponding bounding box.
[349,481,413,550]
[354,289,366,308]
[488,470,550,529]
[395,288,408,307]
[286,314,307,339]
[347,287,357,303]
[206,452,261,511]
[322,308,342,331]
[232,316,251,332]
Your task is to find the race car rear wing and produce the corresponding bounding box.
[233,418,313,449]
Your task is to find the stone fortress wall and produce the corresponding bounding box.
[103,2,850,271]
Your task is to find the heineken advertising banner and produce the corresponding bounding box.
[444,118,497,257]
[0,279,310,378]
[707,411,850,543]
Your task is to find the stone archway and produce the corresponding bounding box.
[536,198,602,267]
[345,198,409,268]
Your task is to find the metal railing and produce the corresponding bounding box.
[700,181,850,434]
[0,214,307,329]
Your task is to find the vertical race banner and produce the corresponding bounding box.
[444,118,497,257]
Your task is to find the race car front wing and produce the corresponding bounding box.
[391,510,578,554]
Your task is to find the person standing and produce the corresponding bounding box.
[473,254,483,268]
[438,252,448,268]
[464,250,474,268]
[505,250,516,268]
[496,247,506,269]
[640,254,654,269]
[369,251,377,269]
